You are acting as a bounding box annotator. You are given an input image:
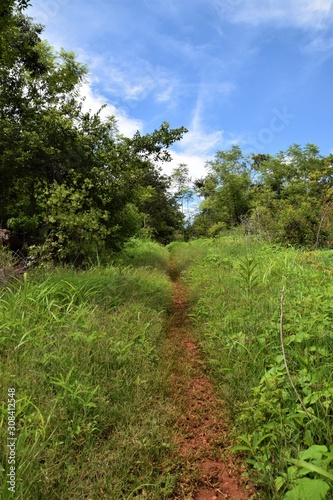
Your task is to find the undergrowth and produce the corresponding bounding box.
[169,233,333,499]
[0,239,176,499]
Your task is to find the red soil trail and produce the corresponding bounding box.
[168,259,254,500]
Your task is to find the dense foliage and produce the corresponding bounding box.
[0,1,187,264]
[192,145,333,247]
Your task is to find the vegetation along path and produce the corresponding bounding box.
[166,257,254,499]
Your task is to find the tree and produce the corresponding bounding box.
[0,4,89,233]
[191,143,333,247]
[249,145,333,246]
[192,146,252,233]
[0,2,188,262]
[171,163,192,214]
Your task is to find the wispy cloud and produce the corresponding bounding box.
[181,98,222,155]
[214,0,333,29]
[180,92,237,154]
[80,81,143,137]
[301,30,333,54]
[167,92,240,179]
[85,54,180,107]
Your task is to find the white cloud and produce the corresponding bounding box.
[80,81,143,137]
[155,78,179,103]
[178,94,235,156]
[163,94,239,180]
[88,57,180,106]
[302,32,333,53]
[214,0,333,29]
[181,128,225,156]
[166,151,211,181]
[103,65,156,102]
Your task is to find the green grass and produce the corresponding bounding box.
[0,240,176,499]
[3,234,333,498]
[169,234,333,499]
[116,237,171,273]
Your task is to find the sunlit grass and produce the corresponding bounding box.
[3,234,332,498]
[170,235,333,498]
[0,240,176,499]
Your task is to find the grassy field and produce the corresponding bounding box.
[169,232,333,499]
[0,239,177,499]
[1,234,333,499]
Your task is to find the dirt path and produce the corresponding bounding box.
[167,259,254,500]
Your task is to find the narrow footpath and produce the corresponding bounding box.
[167,258,254,500]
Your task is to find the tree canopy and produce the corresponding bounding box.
[191,144,333,247]
[0,1,187,263]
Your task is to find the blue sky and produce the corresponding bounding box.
[28,0,333,179]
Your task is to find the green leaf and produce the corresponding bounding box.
[275,475,286,492]
[299,445,328,461]
[289,459,333,482]
[236,434,252,446]
[253,433,272,447]
[231,445,251,452]
[284,478,330,500]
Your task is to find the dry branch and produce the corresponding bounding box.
[279,287,309,416]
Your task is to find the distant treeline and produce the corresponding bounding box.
[1,2,332,266]
[191,145,333,247]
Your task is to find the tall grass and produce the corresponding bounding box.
[170,235,333,499]
[0,239,176,499]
